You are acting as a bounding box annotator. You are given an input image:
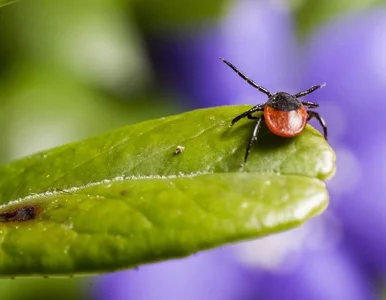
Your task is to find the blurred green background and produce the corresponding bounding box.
[0,0,385,299]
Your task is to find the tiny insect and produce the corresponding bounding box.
[175,145,185,154]
[220,58,327,163]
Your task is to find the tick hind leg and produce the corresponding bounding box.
[230,104,264,126]
[244,117,264,163]
[307,111,327,140]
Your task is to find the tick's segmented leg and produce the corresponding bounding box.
[244,117,263,163]
[301,101,319,108]
[247,114,259,120]
[220,58,272,97]
[307,111,327,140]
[295,84,325,98]
[230,104,264,126]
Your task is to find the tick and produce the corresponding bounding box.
[220,58,327,163]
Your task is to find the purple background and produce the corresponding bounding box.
[93,2,386,300]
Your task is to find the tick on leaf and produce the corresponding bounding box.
[220,58,327,163]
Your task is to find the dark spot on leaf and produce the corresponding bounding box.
[0,205,37,222]
[120,189,129,196]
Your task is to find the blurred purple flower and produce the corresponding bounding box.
[146,1,299,108]
[256,245,374,300]
[304,9,386,276]
[94,2,386,300]
[94,249,259,300]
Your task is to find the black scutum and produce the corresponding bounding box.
[267,92,301,111]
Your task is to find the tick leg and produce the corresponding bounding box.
[301,101,319,108]
[308,111,328,140]
[231,104,264,126]
[244,117,263,163]
[295,83,325,98]
[247,115,259,120]
[220,58,272,97]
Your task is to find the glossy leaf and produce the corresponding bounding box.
[0,105,335,276]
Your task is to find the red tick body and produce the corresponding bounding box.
[220,58,328,163]
[264,92,308,138]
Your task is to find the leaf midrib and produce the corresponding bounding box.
[0,169,325,211]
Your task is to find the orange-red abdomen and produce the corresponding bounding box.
[264,104,308,137]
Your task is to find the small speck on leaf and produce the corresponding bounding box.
[175,145,185,154]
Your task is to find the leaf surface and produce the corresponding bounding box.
[0,105,335,276]
[0,0,18,8]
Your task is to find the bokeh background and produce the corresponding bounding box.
[1,0,386,299]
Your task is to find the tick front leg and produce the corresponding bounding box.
[220,58,272,97]
[244,117,263,163]
[301,101,319,108]
[295,83,325,98]
[307,111,327,140]
[230,104,264,126]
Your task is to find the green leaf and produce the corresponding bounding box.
[0,105,335,277]
[130,0,230,32]
[0,0,18,8]
[0,277,85,300]
[293,0,385,38]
